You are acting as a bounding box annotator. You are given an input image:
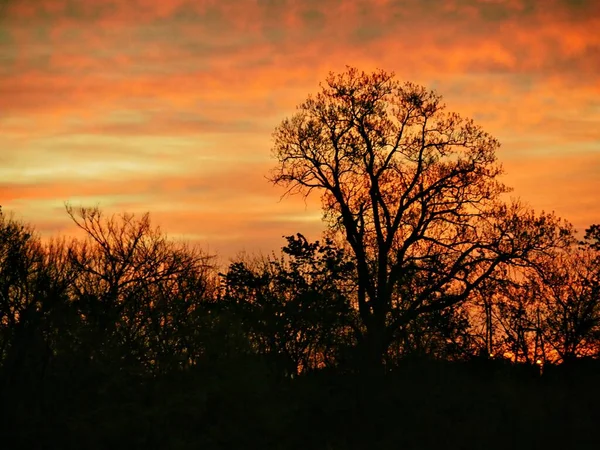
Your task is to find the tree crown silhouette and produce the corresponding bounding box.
[269,67,570,368]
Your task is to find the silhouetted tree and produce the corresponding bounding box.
[583,224,600,251]
[538,231,600,363]
[269,67,571,371]
[494,280,547,364]
[469,224,599,366]
[65,205,217,374]
[388,303,474,362]
[0,209,78,444]
[223,234,357,375]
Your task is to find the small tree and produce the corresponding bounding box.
[539,229,600,363]
[269,68,570,370]
[65,205,216,373]
[223,234,357,375]
[0,209,78,430]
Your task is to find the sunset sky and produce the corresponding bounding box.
[1,0,599,260]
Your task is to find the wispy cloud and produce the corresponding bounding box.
[1,0,598,256]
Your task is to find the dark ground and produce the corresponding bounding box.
[3,358,599,450]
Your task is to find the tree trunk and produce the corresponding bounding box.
[356,314,387,377]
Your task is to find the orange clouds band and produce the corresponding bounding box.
[1,0,598,258]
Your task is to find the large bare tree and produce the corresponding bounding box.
[269,68,569,369]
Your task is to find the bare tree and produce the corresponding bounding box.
[269,68,570,370]
[65,205,216,373]
[0,209,78,418]
[538,244,600,363]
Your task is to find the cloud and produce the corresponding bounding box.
[1,0,598,258]
[503,151,600,231]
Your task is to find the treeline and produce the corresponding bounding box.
[0,205,599,448]
[3,207,598,381]
[3,68,600,447]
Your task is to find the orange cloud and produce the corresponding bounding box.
[1,0,598,259]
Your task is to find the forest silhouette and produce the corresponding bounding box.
[1,69,599,449]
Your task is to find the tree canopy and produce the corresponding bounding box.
[270,67,571,368]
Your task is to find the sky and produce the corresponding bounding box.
[1,0,599,260]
